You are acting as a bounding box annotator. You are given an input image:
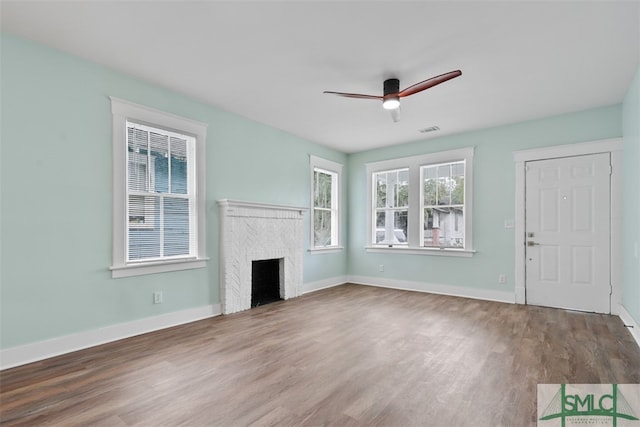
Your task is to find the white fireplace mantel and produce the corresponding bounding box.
[218,199,307,314]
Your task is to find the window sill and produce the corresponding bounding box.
[308,246,344,255]
[365,246,475,257]
[111,257,209,278]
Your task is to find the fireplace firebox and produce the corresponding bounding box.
[251,259,283,307]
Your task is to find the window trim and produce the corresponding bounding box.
[110,97,208,278]
[365,147,475,257]
[309,155,343,253]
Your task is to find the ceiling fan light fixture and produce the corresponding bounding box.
[323,71,461,122]
[382,97,400,110]
[382,78,400,110]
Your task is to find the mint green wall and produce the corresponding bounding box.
[623,67,640,323]
[0,34,347,349]
[0,32,633,353]
[347,105,622,291]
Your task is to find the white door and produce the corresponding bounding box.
[525,153,611,313]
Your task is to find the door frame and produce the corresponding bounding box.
[513,138,623,313]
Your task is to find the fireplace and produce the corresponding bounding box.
[218,200,306,314]
[251,258,283,307]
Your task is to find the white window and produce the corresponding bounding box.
[373,168,409,245]
[366,147,474,257]
[422,161,466,248]
[110,97,208,278]
[310,156,343,252]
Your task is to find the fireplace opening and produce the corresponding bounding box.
[251,258,283,307]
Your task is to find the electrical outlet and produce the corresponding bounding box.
[153,291,163,304]
[498,274,507,284]
[379,264,384,272]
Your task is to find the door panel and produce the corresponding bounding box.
[525,153,610,313]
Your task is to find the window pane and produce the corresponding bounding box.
[128,195,155,226]
[375,169,409,209]
[451,162,465,204]
[452,162,465,177]
[128,196,191,260]
[396,169,409,208]
[314,170,332,209]
[394,210,408,242]
[451,176,464,204]
[150,132,169,193]
[423,178,438,206]
[423,208,433,245]
[128,196,160,260]
[164,197,190,256]
[171,137,188,194]
[171,158,188,194]
[313,209,332,246]
[422,161,465,207]
[437,164,451,179]
[423,207,464,248]
[128,155,147,192]
[128,127,148,155]
[128,128,149,192]
[375,173,387,208]
[375,210,385,243]
[437,164,451,205]
[375,209,407,244]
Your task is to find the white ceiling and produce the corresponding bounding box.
[1,1,638,153]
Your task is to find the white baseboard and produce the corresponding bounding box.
[0,304,221,371]
[14,280,631,370]
[303,275,515,304]
[348,275,516,304]
[618,304,640,348]
[302,276,348,294]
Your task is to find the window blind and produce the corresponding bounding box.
[126,122,195,262]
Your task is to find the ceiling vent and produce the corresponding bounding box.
[418,126,440,134]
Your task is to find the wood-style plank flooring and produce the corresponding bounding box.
[1,284,639,426]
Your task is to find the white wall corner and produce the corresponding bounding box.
[0,304,221,371]
[348,275,516,304]
[617,304,640,349]
[302,276,348,294]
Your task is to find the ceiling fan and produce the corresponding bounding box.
[323,70,462,122]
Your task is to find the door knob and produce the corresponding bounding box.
[527,241,540,246]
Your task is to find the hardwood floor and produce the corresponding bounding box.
[1,284,639,426]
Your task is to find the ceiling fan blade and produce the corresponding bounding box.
[323,91,382,100]
[398,70,462,98]
[389,107,400,123]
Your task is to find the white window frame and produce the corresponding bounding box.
[366,147,475,257]
[421,160,466,249]
[372,167,410,246]
[309,155,343,253]
[110,97,208,278]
